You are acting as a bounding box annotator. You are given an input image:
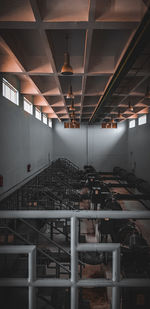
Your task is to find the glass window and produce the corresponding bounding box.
[138,114,147,126]
[48,119,52,128]
[129,119,135,128]
[2,78,19,105]
[35,107,41,120]
[24,98,33,115]
[43,114,47,125]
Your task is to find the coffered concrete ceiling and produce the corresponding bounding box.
[0,0,150,123]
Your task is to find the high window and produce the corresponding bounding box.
[2,78,19,105]
[35,107,41,120]
[43,114,47,125]
[48,118,52,128]
[138,114,147,126]
[24,98,33,115]
[129,119,135,128]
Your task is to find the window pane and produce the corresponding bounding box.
[129,119,135,128]
[138,114,147,126]
[35,108,41,120]
[43,114,47,125]
[24,98,33,115]
[48,119,52,128]
[2,78,18,105]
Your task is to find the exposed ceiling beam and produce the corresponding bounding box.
[29,0,70,120]
[90,8,150,123]
[0,21,139,30]
[0,36,59,120]
[80,0,96,121]
[111,74,150,116]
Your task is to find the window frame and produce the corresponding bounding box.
[23,97,33,115]
[35,107,41,121]
[2,78,19,106]
[48,118,52,128]
[138,114,147,126]
[129,119,136,128]
[43,113,47,125]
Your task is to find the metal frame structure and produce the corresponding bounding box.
[0,210,150,309]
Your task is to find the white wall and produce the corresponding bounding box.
[0,94,53,194]
[53,120,128,171]
[1,72,149,195]
[127,114,150,183]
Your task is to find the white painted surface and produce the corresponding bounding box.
[53,120,128,171]
[127,114,150,183]
[0,94,53,194]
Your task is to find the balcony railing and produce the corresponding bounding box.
[0,210,150,309]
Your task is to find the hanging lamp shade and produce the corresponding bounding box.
[70,111,75,118]
[66,84,74,99]
[118,110,122,118]
[69,99,75,111]
[128,100,134,112]
[61,35,73,75]
[61,52,73,75]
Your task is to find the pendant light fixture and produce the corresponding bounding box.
[70,111,76,126]
[69,98,75,112]
[111,117,115,123]
[128,98,134,112]
[66,83,74,100]
[70,111,75,119]
[61,35,73,75]
[118,110,122,119]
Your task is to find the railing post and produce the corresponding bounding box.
[112,247,120,309]
[71,216,78,309]
[28,248,36,309]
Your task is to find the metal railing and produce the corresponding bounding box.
[0,210,150,309]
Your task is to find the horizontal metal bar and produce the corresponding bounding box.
[1,278,150,288]
[33,279,72,287]
[0,278,29,287]
[0,245,35,254]
[77,243,120,252]
[0,278,72,288]
[118,279,150,287]
[77,279,150,287]
[4,226,70,274]
[0,210,150,219]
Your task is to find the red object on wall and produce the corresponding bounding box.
[0,175,3,187]
[27,164,31,172]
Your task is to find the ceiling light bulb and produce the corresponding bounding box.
[128,101,134,112]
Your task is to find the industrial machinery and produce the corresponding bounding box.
[0,159,150,309]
